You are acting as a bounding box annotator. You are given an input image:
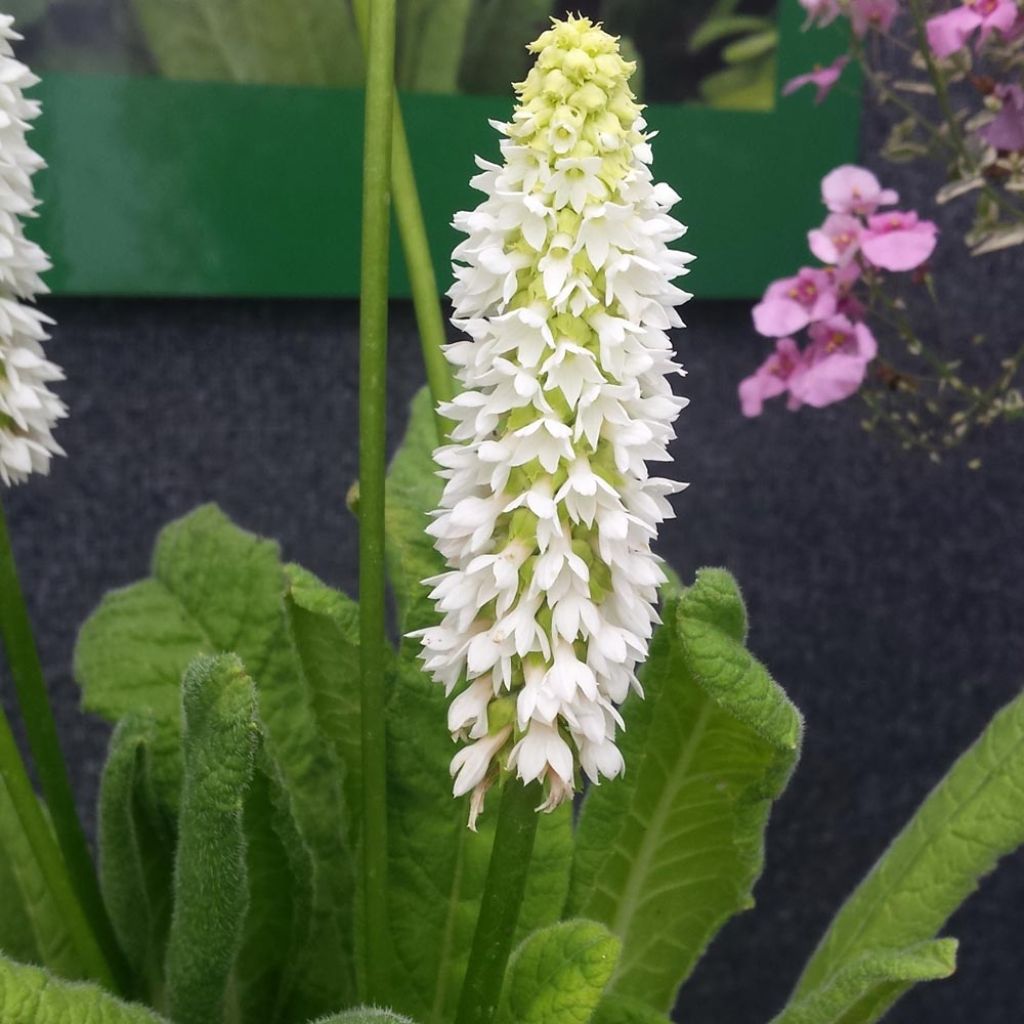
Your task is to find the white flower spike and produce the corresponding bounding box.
[0,16,63,486]
[415,15,693,827]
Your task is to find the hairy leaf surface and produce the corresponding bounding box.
[76,504,356,1009]
[497,920,620,1024]
[165,654,257,1024]
[0,953,167,1022]
[792,687,1024,1019]
[773,940,957,1024]
[591,994,673,1024]
[568,569,802,1012]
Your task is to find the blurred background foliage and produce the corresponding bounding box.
[5,0,779,109]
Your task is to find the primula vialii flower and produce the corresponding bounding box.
[414,16,693,827]
[0,16,62,486]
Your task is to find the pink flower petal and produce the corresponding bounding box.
[926,6,982,56]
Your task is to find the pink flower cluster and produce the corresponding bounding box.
[740,166,939,417]
[799,0,899,35]
[926,0,1022,58]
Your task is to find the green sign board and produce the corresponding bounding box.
[26,2,857,300]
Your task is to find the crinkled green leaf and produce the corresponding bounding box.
[284,563,362,830]
[0,953,167,1022]
[773,940,957,1024]
[130,0,364,86]
[97,716,175,998]
[385,387,445,649]
[792,688,1024,1020]
[497,920,620,1024]
[76,504,357,1011]
[458,0,553,95]
[384,660,572,1024]
[396,0,472,92]
[165,654,256,1024]
[0,778,85,979]
[591,994,673,1024]
[568,568,802,1013]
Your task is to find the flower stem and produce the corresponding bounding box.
[357,0,397,1004]
[351,0,455,442]
[0,498,128,991]
[0,705,115,988]
[454,781,541,1024]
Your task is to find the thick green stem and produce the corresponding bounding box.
[0,705,114,988]
[0,498,128,991]
[455,781,541,1024]
[351,0,455,442]
[357,0,397,1004]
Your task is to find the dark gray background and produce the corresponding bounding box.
[3,109,1024,1023]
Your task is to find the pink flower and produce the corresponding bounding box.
[752,268,838,337]
[980,84,1024,151]
[926,0,1018,57]
[798,0,842,27]
[808,213,862,265]
[861,211,938,271]
[783,56,850,104]
[821,165,899,216]
[739,338,807,416]
[848,0,899,35]
[789,316,878,409]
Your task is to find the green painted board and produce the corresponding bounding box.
[27,5,857,300]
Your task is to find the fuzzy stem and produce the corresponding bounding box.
[454,781,541,1024]
[0,498,128,991]
[351,0,455,441]
[357,0,397,1004]
[0,705,115,988]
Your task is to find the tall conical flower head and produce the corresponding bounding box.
[0,15,63,486]
[416,15,693,827]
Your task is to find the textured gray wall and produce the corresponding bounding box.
[3,107,1024,1023]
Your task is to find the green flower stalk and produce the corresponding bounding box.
[414,16,694,826]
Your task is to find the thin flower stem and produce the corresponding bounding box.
[454,781,541,1024]
[351,0,455,442]
[0,706,115,988]
[0,498,128,992]
[357,0,397,1004]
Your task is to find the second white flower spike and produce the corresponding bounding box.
[415,15,693,826]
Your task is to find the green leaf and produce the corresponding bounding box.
[0,832,37,965]
[234,751,316,1024]
[772,940,957,1024]
[384,660,572,1024]
[722,29,778,65]
[165,654,257,1024]
[97,716,175,998]
[284,563,362,829]
[76,504,357,1011]
[458,0,553,96]
[688,14,772,53]
[130,0,364,87]
[591,993,673,1024]
[313,1010,415,1023]
[0,953,168,1022]
[497,920,620,1024]
[791,688,1024,1020]
[568,568,802,1013]
[396,0,472,93]
[0,778,85,979]
[698,56,776,111]
[385,387,445,649]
